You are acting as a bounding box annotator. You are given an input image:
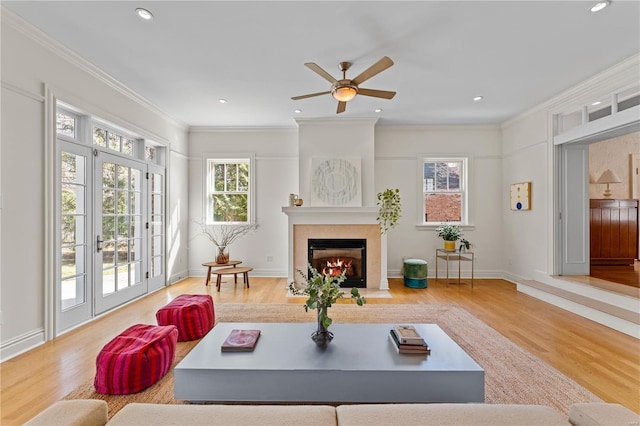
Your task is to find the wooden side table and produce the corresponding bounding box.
[435,249,474,288]
[212,267,253,291]
[202,260,242,286]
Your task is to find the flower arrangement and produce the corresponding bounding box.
[194,219,258,263]
[288,265,366,346]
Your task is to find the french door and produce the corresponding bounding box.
[94,152,147,315]
[56,144,165,331]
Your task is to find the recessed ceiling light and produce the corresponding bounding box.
[294,109,302,114]
[473,96,483,101]
[135,8,153,20]
[374,108,382,113]
[590,1,611,12]
[592,101,602,106]
[218,99,228,104]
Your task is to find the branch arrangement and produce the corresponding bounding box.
[194,219,258,247]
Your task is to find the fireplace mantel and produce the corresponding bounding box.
[282,206,378,223]
[282,206,388,289]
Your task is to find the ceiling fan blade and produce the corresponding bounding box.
[291,91,331,100]
[336,101,347,114]
[351,56,394,86]
[357,88,396,99]
[304,63,338,84]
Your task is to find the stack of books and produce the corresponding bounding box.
[389,325,430,355]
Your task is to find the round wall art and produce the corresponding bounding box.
[311,158,361,206]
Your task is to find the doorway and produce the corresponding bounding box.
[55,106,166,334]
[558,131,640,290]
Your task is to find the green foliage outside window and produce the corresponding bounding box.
[208,160,250,223]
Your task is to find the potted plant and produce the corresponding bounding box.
[459,238,470,252]
[376,188,402,234]
[436,223,463,251]
[194,219,259,263]
[288,265,366,347]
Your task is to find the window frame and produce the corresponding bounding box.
[418,156,469,226]
[204,153,256,225]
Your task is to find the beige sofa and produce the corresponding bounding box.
[26,399,639,426]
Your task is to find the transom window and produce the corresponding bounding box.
[206,158,252,224]
[93,126,136,156]
[422,158,467,224]
[56,111,77,138]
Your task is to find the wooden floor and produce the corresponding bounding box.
[1,277,639,424]
[590,261,640,288]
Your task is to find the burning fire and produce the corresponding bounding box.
[322,258,353,277]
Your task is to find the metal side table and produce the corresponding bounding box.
[435,249,474,288]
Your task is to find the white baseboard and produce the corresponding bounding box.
[0,328,45,362]
[169,269,190,285]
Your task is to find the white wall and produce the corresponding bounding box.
[501,54,640,285]
[501,110,550,280]
[187,124,504,281]
[188,128,298,277]
[0,11,189,359]
[375,126,504,277]
[296,118,377,206]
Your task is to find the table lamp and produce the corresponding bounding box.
[596,169,622,198]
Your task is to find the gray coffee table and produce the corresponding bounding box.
[174,322,484,403]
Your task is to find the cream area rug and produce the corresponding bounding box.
[64,303,601,418]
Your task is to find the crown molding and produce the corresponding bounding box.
[189,126,297,133]
[502,53,640,129]
[294,117,380,126]
[376,124,501,133]
[1,8,188,132]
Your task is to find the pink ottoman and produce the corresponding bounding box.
[156,294,215,341]
[94,324,178,395]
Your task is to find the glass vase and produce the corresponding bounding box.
[215,246,229,264]
[311,307,334,347]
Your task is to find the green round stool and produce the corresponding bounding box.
[403,259,428,288]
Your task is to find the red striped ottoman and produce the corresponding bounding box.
[94,324,178,395]
[156,294,215,341]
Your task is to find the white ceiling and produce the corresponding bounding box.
[3,1,639,128]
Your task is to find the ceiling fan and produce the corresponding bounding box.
[292,56,396,114]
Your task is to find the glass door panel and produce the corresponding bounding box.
[57,141,92,332]
[148,165,165,291]
[95,152,147,314]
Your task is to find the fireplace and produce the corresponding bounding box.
[308,238,366,288]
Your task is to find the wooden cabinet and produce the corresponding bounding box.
[590,199,639,266]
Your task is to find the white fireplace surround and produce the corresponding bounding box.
[282,206,389,290]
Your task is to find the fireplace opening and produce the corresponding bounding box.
[308,238,366,288]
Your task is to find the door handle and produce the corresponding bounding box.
[97,235,104,253]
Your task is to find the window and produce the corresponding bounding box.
[56,112,76,138]
[206,157,253,223]
[422,158,467,224]
[93,125,136,157]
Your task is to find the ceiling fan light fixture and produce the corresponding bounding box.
[332,85,358,102]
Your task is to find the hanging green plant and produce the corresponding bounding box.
[376,188,402,234]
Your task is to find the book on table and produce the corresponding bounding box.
[221,329,261,352]
[392,325,425,345]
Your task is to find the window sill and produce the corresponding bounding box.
[415,224,476,231]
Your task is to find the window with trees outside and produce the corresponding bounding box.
[206,158,252,223]
[422,158,467,224]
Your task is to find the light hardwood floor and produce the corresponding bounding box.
[1,277,638,424]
